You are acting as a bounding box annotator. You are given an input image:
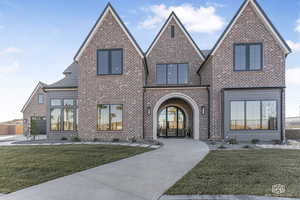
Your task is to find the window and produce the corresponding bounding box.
[97,49,123,75]
[156,64,188,85]
[230,100,277,131]
[50,108,61,131]
[38,94,44,104]
[51,99,61,106]
[97,104,123,131]
[171,25,175,38]
[234,43,262,71]
[50,98,77,131]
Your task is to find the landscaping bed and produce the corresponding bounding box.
[166,149,300,198]
[0,144,152,193]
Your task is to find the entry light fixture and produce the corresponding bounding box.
[201,106,205,115]
[147,105,151,116]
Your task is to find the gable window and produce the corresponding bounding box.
[97,49,123,75]
[97,104,123,131]
[230,100,277,131]
[156,64,188,85]
[171,25,175,38]
[234,43,262,71]
[38,94,44,104]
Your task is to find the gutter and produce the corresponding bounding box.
[280,88,284,142]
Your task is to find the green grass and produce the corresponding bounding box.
[166,149,300,198]
[0,144,152,193]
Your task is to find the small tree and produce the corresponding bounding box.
[30,119,39,140]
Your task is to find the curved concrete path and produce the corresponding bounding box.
[0,139,209,200]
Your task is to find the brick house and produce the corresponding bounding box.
[21,0,291,142]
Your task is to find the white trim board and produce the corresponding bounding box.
[74,5,144,61]
[146,13,205,60]
[211,0,291,56]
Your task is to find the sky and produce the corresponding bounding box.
[0,0,299,122]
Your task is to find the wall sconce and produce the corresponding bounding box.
[147,105,151,116]
[201,106,205,115]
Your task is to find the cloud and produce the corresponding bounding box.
[139,3,225,33]
[0,60,20,74]
[296,18,300,33]
[286,68,300,85]
[286,40,300,52]
[0,47,23,55]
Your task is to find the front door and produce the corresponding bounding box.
[158,106,185,137]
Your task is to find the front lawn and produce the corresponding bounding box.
[166,149,300,198]
[0,144,152,193]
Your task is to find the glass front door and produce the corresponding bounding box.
[158,106,185,137]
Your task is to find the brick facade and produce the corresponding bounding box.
[77,10,144,141]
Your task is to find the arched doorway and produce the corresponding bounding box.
[153,93,200,140]
[158,106,186,137]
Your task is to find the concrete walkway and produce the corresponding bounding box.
[0,139,209,200]
[160,195,300,200]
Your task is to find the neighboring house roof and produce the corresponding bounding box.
[197,0,291,73]
[74,3,144,61]
[145,12,206,61]
[44,62,79,90]
[21,82,47,113]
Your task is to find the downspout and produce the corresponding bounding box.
[206,87,211,139]
[280,88,284,142]
[142,88,145,139]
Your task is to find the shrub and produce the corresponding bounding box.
[218,145,227,149]
[209,140,216,145]
[112,138,120,143]
[227,138,238,145]
[71,136,81,142]
[251,139,260,144]
[93,138,99,142]
[61,137,68,141]
[129,137,137,143]
[243,145,252,149]
[272,140,281,145]
[30,119,39,141]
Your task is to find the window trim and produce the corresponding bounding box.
[97,104,123,131]
[155,63,189,85]
[229,99,278,131]
[97,48,123,75]
[50,98,78,132]
[38,94,44,104]
[233,43,263,71]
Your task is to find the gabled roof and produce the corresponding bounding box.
[209,0,291,57]
[197,0,291,73]
[44,62,79,90]
[74,3,144,61]
[145,12,205,60]
[21,82,47,113]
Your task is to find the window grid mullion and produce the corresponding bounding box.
[244,101,247,130]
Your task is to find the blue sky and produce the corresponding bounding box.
[0,0,299,122]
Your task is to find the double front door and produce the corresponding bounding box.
[158,106,185,137]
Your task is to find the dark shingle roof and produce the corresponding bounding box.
[46,62,79,88]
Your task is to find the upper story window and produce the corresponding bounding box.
[156,64,188,85]
[38,94,44,104]
[234,43,262,71]
[171,25,175,38]
[97,49,123,75]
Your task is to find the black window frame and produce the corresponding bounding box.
[97,48,123,75]
[233,43,263,71]
[229,99,278,131]
[155,63,189,85]
[50,98,78,132]
[97,104,123,131]
[171,25,175,38]
[38,94,44,104]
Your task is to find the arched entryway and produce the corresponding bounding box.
[153,93,200,140]
[158,106,186,138]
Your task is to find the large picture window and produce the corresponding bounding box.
[234,43,262,71]
[50,98,77,131]
[97,49,123,75]
[97,104,123,131]
[230,100,277,130]
[156,63,188,85]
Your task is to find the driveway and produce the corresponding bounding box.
[0,139,209,200]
